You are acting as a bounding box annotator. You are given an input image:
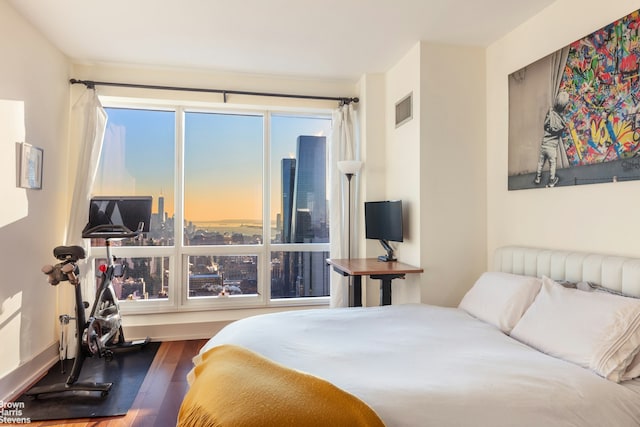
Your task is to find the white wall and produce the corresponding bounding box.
[355,73,387,306]
[0,1,70,398]
[383,45,423,304]
[419,42,487,306]
[486,0,640,265]
[376,42,487,307]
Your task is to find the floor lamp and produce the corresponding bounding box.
[338,160,363,259]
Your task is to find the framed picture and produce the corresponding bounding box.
[17,142,43,189]
[508,9,640,190]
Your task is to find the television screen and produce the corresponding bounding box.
[364,200,403,243]
[84,196,153,235]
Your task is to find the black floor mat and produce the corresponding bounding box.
[15,341,160,421]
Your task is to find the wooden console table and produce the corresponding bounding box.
[326,258,424,307]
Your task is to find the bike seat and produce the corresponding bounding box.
[53,245,86,261]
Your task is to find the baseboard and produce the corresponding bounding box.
[0,341,59,402]
[123,321,231,343]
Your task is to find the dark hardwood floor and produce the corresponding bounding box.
[29,339,207,427]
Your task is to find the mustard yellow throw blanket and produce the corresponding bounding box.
[178,344,385,427]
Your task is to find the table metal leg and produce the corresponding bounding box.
[351,275,362,307]
[380,278,392,305]
[370,274,405,306]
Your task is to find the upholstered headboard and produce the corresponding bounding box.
[493,246,640,297]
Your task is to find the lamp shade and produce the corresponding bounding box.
[338,160,363,175]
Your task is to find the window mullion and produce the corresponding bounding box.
[175,107,186,307]
[263,112,271,302]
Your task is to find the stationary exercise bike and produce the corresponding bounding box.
[27,216,150,398]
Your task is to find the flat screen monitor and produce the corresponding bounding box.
[365,200,403,242]
[83,196,153,237]
[365,200,403,262]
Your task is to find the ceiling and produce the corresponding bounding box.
[9,0,557,82]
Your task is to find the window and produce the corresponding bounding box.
[90,102,332,313]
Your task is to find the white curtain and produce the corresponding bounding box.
[65,89,107,246]
[58,88,107,358]
[329,103,361,307]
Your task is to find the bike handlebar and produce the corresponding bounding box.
[81,224,141,239]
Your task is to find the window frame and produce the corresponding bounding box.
[94,97,332,315]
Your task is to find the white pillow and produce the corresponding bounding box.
[510,276,640,382]
[575,282,640,381]
[622,352,640,381]
[458,272,542,333]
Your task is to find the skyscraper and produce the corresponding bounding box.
[158,194,165,222]
[281,158,296,244]
[291,135,328,243]
[278,135,330,298]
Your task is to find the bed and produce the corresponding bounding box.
[178,246,640,426]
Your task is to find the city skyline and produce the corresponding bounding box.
[90,106,332,302]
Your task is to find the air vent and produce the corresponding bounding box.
[395,92,413,128]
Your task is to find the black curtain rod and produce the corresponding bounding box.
[69,79,358,105]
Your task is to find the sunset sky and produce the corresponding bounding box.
[94,107,331,224]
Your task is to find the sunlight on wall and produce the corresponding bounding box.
[0,291,22,379]
[0,100,28,228]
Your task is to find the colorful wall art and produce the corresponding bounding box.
[508,9,640,190]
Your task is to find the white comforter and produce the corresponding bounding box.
[202,304,640,426]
